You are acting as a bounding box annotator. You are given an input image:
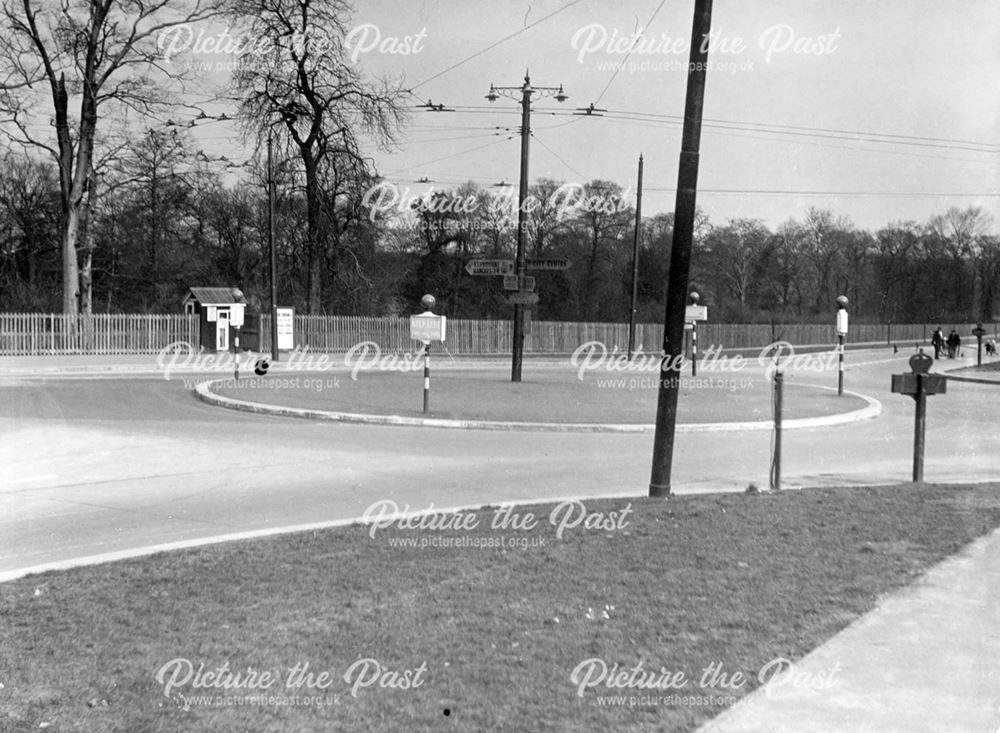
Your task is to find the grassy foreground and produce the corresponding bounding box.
[3,483,1000,732]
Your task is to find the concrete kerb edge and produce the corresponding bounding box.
[195,379,882,434]
[0,492,635,584]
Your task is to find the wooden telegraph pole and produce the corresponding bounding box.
[649,0,714,497]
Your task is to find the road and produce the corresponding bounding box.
[1,350,997,578]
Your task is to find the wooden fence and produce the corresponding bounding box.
[0,313,199,355]
[0,312,990,356]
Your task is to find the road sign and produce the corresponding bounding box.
[837,309,848,335]
[503,275,535,291]
[505,291,539,306]
[410,313,446,343]
[685,305,707,322]
[465,259,514,276]
[973,326,987,338]
[891,373,947,396]
[525,258,570,270]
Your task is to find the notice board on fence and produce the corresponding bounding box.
[276,307,294,350]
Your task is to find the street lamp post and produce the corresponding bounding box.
[486,72,568,383]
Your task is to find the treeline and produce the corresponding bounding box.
[1,146,997,324]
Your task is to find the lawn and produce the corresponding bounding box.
[2,483,1000,732]
[211,367,864,424]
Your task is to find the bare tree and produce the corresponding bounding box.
[228,0,406,313]
[0,0,222,314]
[704,218,769,312]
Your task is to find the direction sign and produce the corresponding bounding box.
[503,275,535,292]
[505,291,539,306]
[465,259,514,276]
[685,305,708,322]
[525,258,570,270]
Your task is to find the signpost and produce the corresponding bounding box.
[503,275,535,292]
[465,259,514,276]
[525,258,570,271]
[410,295,446,413]
[973,323,987,366]
[685,292,706,376]
[890,350,946,482]
[505,291,539,306]
[836,295,849,396]
[465,257,566,377]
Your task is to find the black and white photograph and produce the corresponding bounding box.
[1,0,998,730]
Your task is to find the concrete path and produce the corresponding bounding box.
[698,525,1000,733]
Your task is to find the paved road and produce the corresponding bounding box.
[1,350,997,577]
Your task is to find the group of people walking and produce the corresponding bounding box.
[931,327,963,359]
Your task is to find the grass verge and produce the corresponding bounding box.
[2,483,999,732]
[212,368,864,424]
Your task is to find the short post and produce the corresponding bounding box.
[423,343,431,414]
[232,288,245,382]
[912,372,925,482]
[689,291,701,377]
[837,334,844,395]
[973,323,986,366]
[691,321,698,377]
[892,350,944,483]
[410,293,445,414]
[772,369,783,491]
[836,295,848,396]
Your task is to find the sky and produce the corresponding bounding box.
[341,0,1000,232]
[10,0,997,233]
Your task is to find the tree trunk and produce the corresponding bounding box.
[304,153,322,314]
[62,206,81,314]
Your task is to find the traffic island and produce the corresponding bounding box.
[199,367,880,432]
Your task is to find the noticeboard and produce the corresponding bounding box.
[276,307,295,350]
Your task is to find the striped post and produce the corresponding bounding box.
[423,343,431,414]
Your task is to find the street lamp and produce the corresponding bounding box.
[836,295,849,396]
[486,71,568,383]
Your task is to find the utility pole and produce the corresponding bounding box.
[486,72,567,382]
[628,154,644,359]
[649,0,714,497]
[268,134,279,362]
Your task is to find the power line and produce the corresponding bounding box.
[389,135,516,176]
[530,132,589,181]
[407,0,589,91]
[593,0,669,106]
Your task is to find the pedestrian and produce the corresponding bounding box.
[947,329,960,358]
[931,327,944,359]
[986,338,997,357]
